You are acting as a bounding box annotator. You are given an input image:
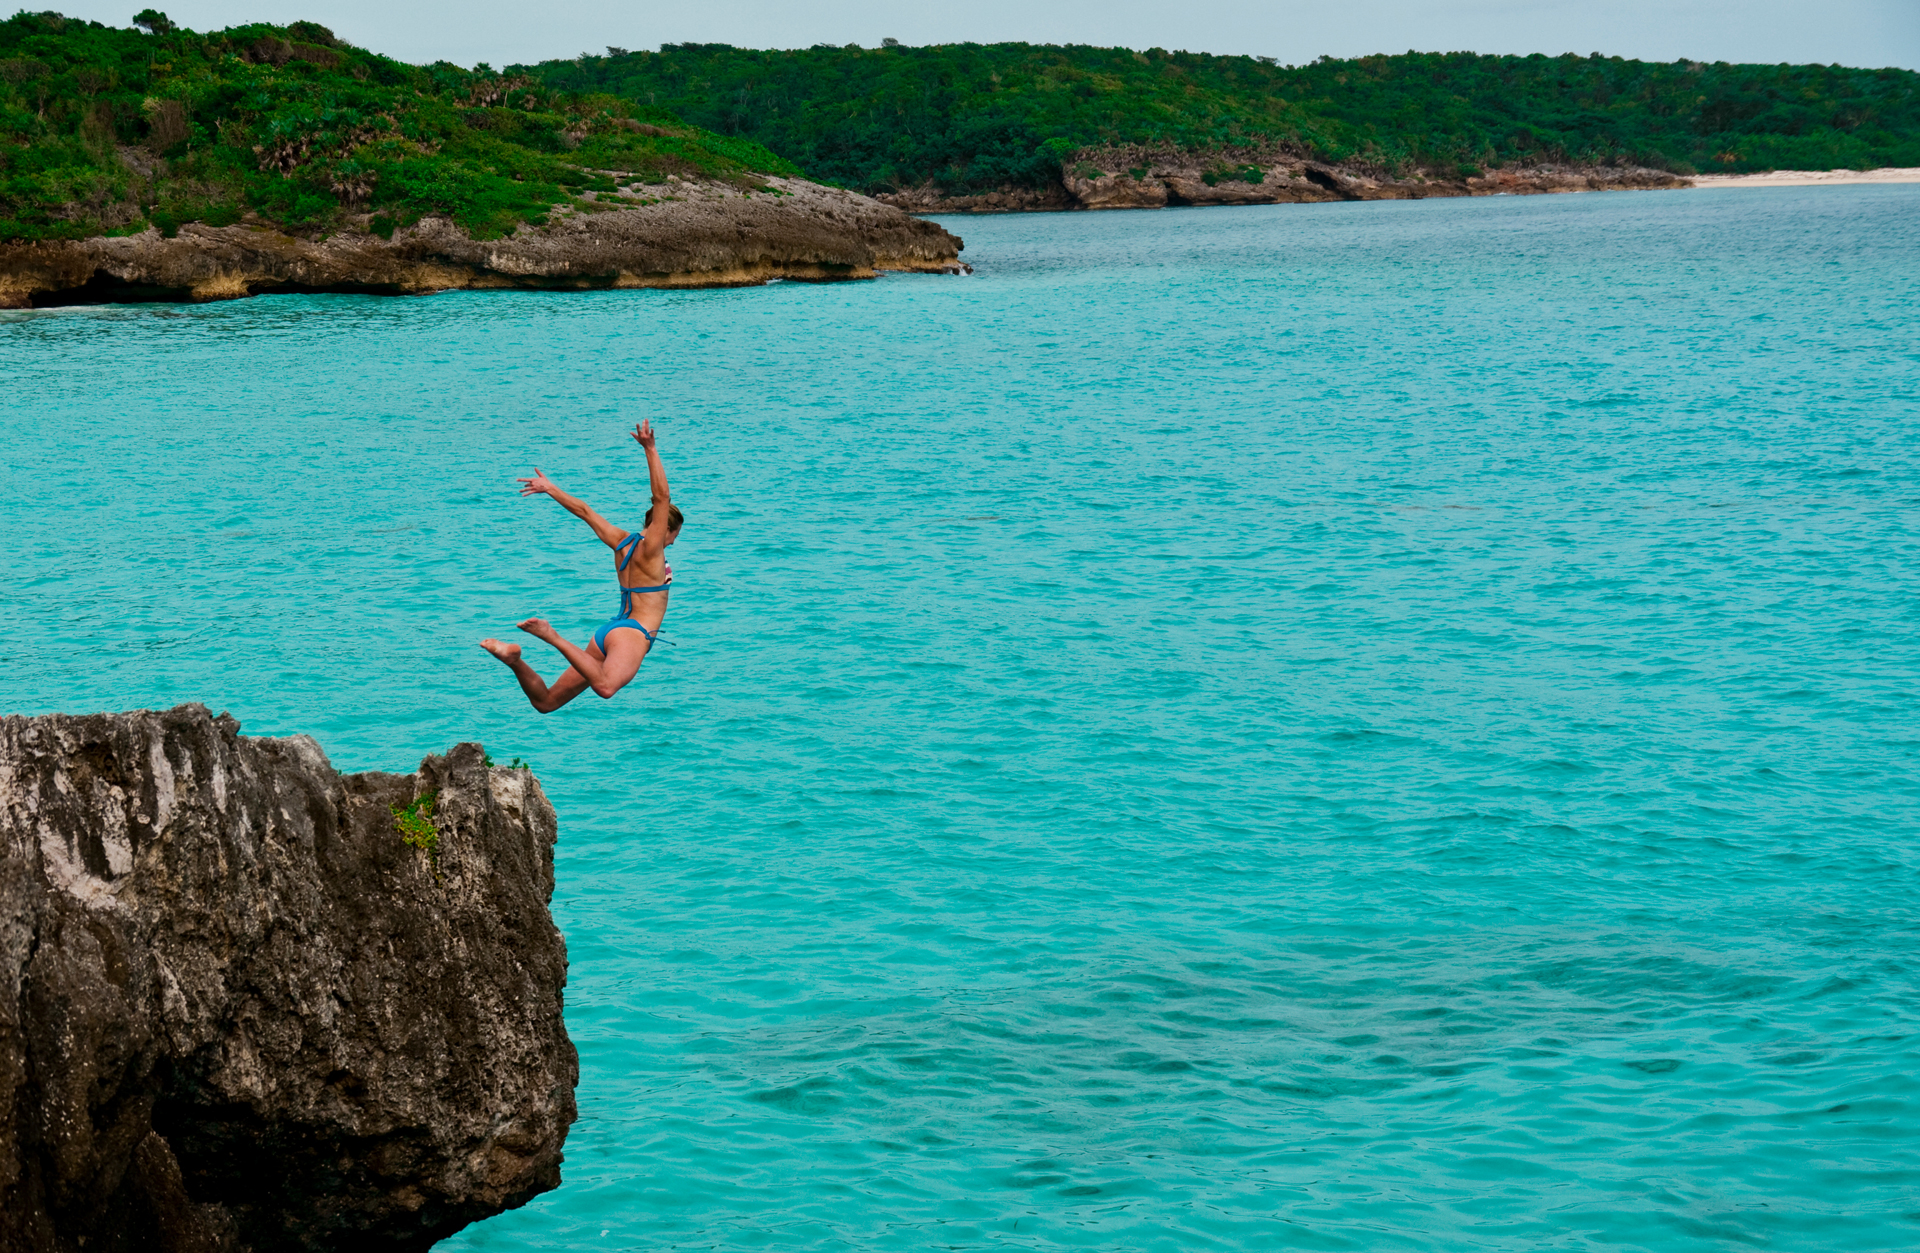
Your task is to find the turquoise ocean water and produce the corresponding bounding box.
[6,186,1919,1250]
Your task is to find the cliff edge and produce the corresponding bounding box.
[0,705,577,1252]
[1,174,966,307]
[876,146,1690,213]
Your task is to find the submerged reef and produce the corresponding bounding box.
[0,705,576,1251]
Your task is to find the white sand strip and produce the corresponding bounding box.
[1688,167,1920,189]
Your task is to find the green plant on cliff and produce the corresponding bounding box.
[392,791,439,860]
[533,42,1920,195]
[0,10,797,242]
[1200,163,1265,186]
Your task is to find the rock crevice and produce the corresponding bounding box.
[0,705,577,1252]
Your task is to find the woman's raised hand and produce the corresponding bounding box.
[517,468,556,497]
[632,420,656,450]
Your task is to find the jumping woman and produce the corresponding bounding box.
[480,420,681,712]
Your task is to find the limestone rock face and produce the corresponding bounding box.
[0,174,966,307]
[1061,171,1171,210]
[874,180,1077,214]
[877,145,1691,213]
[0,705,577,1252]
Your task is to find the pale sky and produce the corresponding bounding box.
[54,0,1920,71]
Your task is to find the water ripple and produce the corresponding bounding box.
[4,186,1919,1251]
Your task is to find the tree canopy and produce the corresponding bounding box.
[528,42,1920,194]
[0,11,795,243]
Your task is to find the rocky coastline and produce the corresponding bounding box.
[1,174,966,308]
[0,705,577,1252]
[877,147,1691,213]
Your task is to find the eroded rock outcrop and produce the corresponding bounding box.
[876,144,1690,213]
[0,174,966,307]
[0,705,576,1252]
[872,181,1078,214]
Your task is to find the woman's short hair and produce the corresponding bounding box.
[645,503,685,533]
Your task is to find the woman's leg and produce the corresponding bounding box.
[517,619,649,698]
[480,638,596,713]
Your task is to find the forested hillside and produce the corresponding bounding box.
[531,42,1920,195]
[8,14,1915,244]
[0,10,794,242]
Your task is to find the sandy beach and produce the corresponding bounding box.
[1689,167,1920,189]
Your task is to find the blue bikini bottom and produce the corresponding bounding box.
[593,618,657,654]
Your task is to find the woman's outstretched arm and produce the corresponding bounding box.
[518,468,627,547]
[632,420,675,552]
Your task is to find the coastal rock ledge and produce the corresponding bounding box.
[876,149,1690,213]
[0,175,966,307]
[0,705,577,1251]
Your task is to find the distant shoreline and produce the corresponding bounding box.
[1688,168,1920,189]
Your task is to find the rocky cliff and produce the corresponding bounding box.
[0,705,576,1252]
[877,145,1690,213]
[0,174,966,307]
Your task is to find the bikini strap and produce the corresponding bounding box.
[615,532,643,571]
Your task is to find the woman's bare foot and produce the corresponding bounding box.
[517,617,556,642]
[479,638,522,663]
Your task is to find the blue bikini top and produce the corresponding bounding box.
[615,532,672,617]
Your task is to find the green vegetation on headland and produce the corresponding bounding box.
[0,10,796,243]
[531,42,1920,195]
[7,13,1915,246]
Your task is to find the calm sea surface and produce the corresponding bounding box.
[6,187,1920,1251]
